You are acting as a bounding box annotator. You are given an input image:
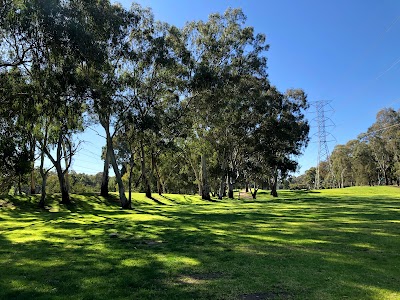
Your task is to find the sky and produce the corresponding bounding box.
[69,0,400,176]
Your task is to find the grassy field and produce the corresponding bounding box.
[0,186,399,299]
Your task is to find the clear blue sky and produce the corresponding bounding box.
[71,0,400,176]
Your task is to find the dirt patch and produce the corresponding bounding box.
[142,239,163,246]
[177,275,203,285]
[189,272,224,280]
[0,200,15,209]
[238,190,254,200]
[176,272,224,285]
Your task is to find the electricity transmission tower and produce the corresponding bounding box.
[313,100,335,189]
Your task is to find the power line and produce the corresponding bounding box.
[359,122,400,138]
[78,150,101,159]
[76,143,102,157]
[385,15,400,32]
[86,126,106,139]
[376,56,400,80]
[72,157,101,165]
[334,14,400,97]
[78,152,97,159]
[70,164,101,173]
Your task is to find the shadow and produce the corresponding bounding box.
[1,188,399,299]
[160,194,181,205]
[199,196,219,203]
[148,195,168,206]
[65,194,121,212]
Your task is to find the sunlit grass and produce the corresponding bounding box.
[0,186,399,299]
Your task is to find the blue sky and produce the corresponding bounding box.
[70,0,400,176]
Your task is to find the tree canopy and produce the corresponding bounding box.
[0,1,310,206]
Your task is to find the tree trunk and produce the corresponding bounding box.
[382,168,388,185]
[153,153,163,196]
[245,182,249,193]
[158,185,162,196]
[62,140,70,192]
[39,174,47,208]
[41,132,72,205]
[128,165,133,209]
[227,173,234,199]
[340,169,345,188]
[186,153,201,196]
[30,167,36,195]
[60,178,70,204]
[109,144,128,208]
[38,133,48,208]
[145,184,151,199]
[156,176,161,196]
[55,165,71,204]
[270,171,278,197]
[157,179,163,196]
[270,186,278,197]
[251,183,258,199]
[140,141,151,199]
[105,126,128,208]
[218,174,226,200]
[18,175,22,195]
[200,153,210,200]
[29,139,36,194]
[100,149,110,197]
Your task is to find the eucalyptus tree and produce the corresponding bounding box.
[157,147,197,194]
[245,85,309,197]
[270,89,309,196]
[182,8,269,200]
[351,140,377,186]
[3,0,117,204]
[0,69,34,194]
[31,46,88,205]
[361,108,400,185]
[304,167,316,189]
[85,2,139,207]
[0,1,39,193]
[331,144,353,188]
[110,129,136,207]
[120,7,186,199]
[28,0,117,204]
[0,0,35,69]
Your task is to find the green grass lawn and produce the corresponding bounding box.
[0,186,399,299]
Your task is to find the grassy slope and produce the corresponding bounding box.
[0,186,399,300]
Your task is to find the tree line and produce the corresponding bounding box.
[0,0,309,208]
[294,108,400,189]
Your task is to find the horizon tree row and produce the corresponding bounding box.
[295,108,400,189]
[0,0,309,208]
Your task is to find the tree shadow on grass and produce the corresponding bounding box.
[148,195,168,206]
[1,191,399,299]
[0,233,214,300]
[160,194,185,205]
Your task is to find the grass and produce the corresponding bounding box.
[0,186,399,299]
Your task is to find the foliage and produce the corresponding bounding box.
[1,2,309,206]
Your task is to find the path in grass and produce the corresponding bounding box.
[0,186,399,299]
